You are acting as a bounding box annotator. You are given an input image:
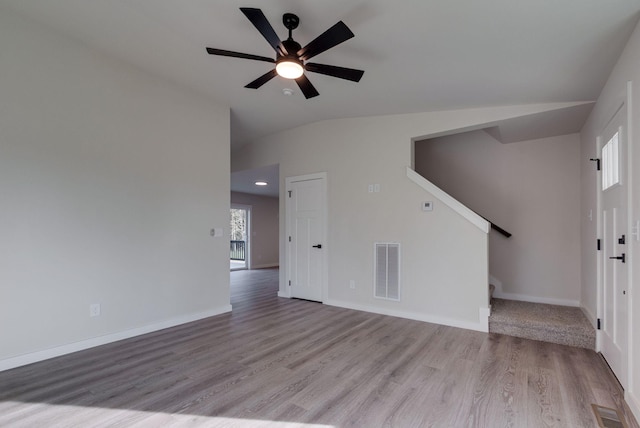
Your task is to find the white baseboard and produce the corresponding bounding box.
[324,299,488,333]
[250,263,279,269]
[0,305,232,372]
[492,291,580,307]
[479,307,491,332]
[580,305,597,327]
[627,390,640,426]
[277,291,290,298]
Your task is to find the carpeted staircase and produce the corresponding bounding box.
[488,296,596,350]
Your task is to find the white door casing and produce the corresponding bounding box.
[598,99,629,389]
[286,173,327,302]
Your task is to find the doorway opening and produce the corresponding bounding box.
[230,205,251,271]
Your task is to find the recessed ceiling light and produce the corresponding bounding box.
[255,181,268,186]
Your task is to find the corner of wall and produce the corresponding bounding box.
[478,306,490,333]
[580,304,597,328]
[489,274,503,294]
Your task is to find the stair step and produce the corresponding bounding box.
[489,298,595,349]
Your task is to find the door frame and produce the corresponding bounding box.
[283,172,328,301]
[231,203,251,270]
[595,81,632,389]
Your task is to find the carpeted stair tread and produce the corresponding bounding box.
[489,298,595,349]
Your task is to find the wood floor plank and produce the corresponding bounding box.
[526,367,567,427]
[1,268,638,428]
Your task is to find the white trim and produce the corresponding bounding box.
[277,291,290,298]
[250,263,279,269]
[627,390,640,426]
[625,79,635,408]
[492,290,580,307]
[479,306,491,331]
[406,167,489,233]
[324,299,488,333]
[0,305,232,372]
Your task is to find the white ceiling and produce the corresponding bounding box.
[4,0,639,152]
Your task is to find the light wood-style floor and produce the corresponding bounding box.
[0,268,637,427]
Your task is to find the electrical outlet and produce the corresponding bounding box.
[349,280,356,289]
[90,303,101,317]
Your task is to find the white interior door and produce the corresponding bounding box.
[287,174,326,302]
[599,103,628,388]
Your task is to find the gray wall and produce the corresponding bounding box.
[0,8,231,368]
[231,192,279,269]
[415,131,581,305]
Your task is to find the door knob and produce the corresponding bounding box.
[312,244,322,249]
[609,253,626,263]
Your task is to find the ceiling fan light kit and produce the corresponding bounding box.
[276,58,303,79]
[206,7,364,99]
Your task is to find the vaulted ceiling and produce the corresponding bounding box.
[3,1,640,151]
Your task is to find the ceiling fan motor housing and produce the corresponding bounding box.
[280,39,302,60]
[282,13,299,31]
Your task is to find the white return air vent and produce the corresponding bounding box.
[374,243,400,301]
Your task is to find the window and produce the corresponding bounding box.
[602,131,619,191]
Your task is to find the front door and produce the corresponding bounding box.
[599,102,628,388]
[286,174,326,302]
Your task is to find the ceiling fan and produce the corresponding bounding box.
[206,7,364,99]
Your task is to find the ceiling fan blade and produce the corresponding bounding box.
[206,47,275,63]
[295,74,320,99]
[297,21,354,61]
[240,8,287,55]
[305,63,364,82]
[245,69,278,89]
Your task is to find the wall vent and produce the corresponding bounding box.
[374,243,400,301]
